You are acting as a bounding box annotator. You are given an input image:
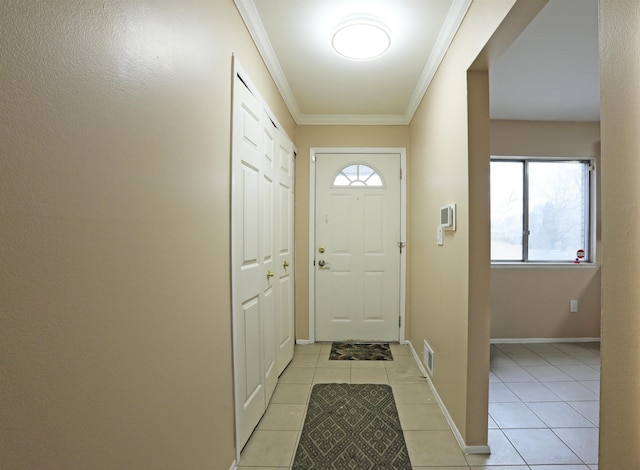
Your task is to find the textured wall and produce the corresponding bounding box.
[599,0,640,467]
[408,0,520,446]
[0,1,294,468]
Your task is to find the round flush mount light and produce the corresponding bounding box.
[331,17,391,60]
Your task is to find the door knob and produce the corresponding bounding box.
[318,247,325,253]
[283,260,289,269]
[318,260,330,268]
[266,270,274,279]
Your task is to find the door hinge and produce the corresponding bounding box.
[399,316,401,327]
[400,168,402,179]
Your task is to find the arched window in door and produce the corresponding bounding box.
[332,163,384,187]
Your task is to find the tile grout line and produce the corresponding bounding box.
[490,342,600,468]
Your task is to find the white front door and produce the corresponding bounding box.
[315,153,401,341]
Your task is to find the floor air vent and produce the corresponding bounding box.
[423,340,434,377]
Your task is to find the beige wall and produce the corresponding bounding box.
[294,125,410,338]
[466,70,493,447]
[491,120,601,157]
[4,1,635,468]
[490,120,601,339]
[0,1,294,469]
[599,0,640,467]
[407,0,521,447]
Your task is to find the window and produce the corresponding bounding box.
[333,164,383,187]
[491,158,593,263]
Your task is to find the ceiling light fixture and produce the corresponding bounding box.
[331,17,391,60]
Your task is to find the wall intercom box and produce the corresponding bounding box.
[439,204,456,231]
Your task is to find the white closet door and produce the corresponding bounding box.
[231,72,295,453]
[261,119,278,404]
[231,78,270,451]
[274,130,295,375]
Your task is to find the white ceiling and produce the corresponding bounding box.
[236,0,600,125]
[490,0,600,121]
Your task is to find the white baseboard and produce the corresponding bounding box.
[404,340,491,455]
[491,337,601,344]
[296,339,313,345]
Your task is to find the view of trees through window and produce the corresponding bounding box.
[491,159,591,262]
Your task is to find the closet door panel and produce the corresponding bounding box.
[275,130,295,375]
[261,120,278,403]
[231,69,296,454]
[231,79,267,451]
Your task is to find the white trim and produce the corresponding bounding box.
[228,461,237,470]
[298,113,409,126]
[398,150,407,343]
[309,148,407,343]
[233,1,302,122]
[308,150,317,343]
[405,340,491,455]
[234,0,470,126]
[403,0,472,123]
[296,339,313,345]
[492,262,599,269]
[491,337,601,344]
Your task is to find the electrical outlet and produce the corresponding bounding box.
[570,300,578,312]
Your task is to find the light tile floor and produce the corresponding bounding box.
[238,342,600,470]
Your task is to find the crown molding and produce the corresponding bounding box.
[297,113,410,126]
[234,0,302,121]
[235,0,471,126]
[404,0,473,122]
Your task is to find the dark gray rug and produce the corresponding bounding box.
[292,383,412,469]
[329,342,394,361]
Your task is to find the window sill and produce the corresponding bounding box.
[491,262,598,269]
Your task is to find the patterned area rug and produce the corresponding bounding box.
[329,342,393,361]
[293,383,412,469]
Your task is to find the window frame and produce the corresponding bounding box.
[490,156,596,265]
[331,163,385,188]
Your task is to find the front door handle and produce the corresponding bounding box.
[318,260,330,268]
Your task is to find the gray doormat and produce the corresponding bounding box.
[292,383,412,469]
[329,342,393,361]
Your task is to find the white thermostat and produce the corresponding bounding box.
[439,204,456,231]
